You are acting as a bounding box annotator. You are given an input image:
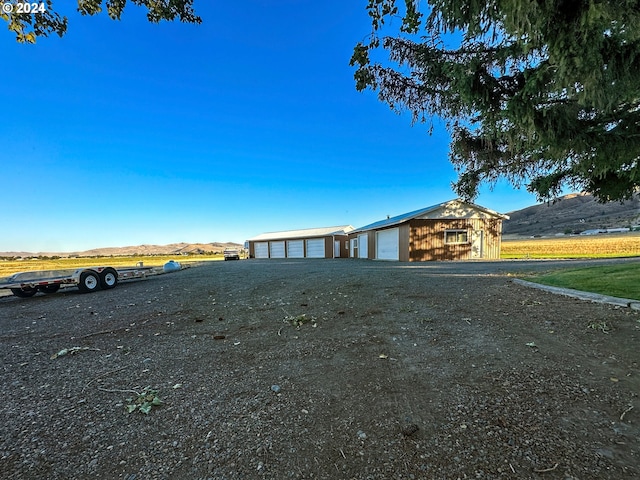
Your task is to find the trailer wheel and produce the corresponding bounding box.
[10,287,38,298]
[38,284,61,294]
[99,268,118,289]
[78,271,101,293]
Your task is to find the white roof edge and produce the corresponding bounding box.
[351,199,509,234]
[248,225,355,242]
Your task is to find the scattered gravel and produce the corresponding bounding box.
[1,258,638,479]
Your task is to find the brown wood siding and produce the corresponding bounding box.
[399,224,410,262]
[489,219,503,259]
[409,218,503,261]
[323,237,332,258]
[333,235,349,258]
[367,233,375,260]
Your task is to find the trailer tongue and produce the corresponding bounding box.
[0,266,156,297]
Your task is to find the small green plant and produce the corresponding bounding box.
[284,314,313,328]
[126,387,163,414]
[587,321,611,334]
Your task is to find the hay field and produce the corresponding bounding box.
[501,232,640,259]
[0,254,223,278]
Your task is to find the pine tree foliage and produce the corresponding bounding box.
[1,0,201,43]
[351,0,640,202]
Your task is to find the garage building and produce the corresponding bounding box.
[247,226,354,259]
[348,199,508,261]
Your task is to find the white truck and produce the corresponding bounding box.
[223,249,241,261]
[0,265,155,298]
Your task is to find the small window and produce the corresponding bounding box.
[445,230,469,244]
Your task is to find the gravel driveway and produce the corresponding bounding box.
[1,258,638,479]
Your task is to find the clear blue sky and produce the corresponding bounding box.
[1,1,541,253]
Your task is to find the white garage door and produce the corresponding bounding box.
[254,242,269,258]
[269,241,286,258]
[376,228,399,261]
[305,238,325,258]
[357,234,368,258]
[287,240,304,258]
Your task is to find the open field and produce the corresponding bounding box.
[0,255,224,278]
[501,232,640,259]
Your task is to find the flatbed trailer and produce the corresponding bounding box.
[0,266,156,298]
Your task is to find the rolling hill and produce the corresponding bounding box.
[503,193,640,236]
[0,242,242,258]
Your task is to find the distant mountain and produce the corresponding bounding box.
[0,242,243,258]
[503,193,640,236]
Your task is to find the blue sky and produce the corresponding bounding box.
[1,1,541,253]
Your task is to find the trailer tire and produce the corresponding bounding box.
[99,268,118,289]
[78,271,101,293]
[11,287,38,298]
[38,284,61,294]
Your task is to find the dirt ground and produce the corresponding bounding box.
[1,258,638,479]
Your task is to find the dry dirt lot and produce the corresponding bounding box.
[1,258,639,479]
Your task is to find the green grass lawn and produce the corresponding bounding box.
[528,263,640,301]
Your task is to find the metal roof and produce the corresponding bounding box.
[248,225,355,242]
[351,199,509,234]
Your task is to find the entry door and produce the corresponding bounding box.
[334,240,340,258]
[471,230,484,258]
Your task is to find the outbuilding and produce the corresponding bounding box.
[247,226,354,259]
[348,199,508,261]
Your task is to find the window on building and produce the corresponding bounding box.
[445,230,469,244]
